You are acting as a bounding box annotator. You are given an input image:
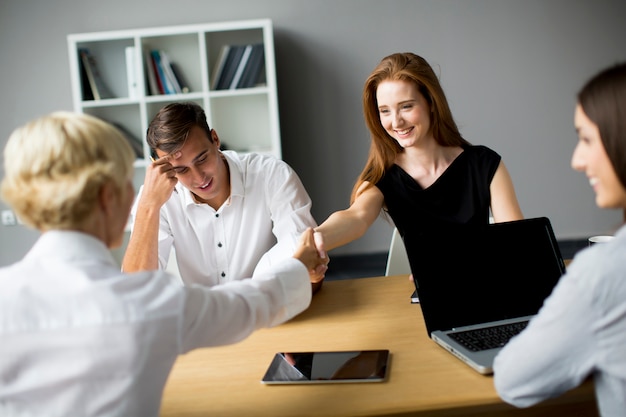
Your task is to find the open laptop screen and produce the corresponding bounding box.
[407,217,566,336]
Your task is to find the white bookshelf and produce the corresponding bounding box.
[67,19,282,174]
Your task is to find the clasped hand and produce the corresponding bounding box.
[294,228,329,287]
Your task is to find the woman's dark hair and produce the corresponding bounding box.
[578,62,626,189]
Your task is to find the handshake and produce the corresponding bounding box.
[292,228,329,293]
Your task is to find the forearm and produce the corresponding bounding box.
[494,265,594,406]
[315,209,370,251]
[314,183,384,252]
[121,205,162,272]
[494,326,584,408]
[180,258,311,352]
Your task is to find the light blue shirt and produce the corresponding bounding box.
[0,231,310,417]
[494,225,626,417]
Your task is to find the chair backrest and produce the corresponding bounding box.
[385,228,411,277]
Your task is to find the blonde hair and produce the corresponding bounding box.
[1,112,135,230]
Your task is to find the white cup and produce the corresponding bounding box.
[588,235,614,246]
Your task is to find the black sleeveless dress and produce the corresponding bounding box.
[375,145,501,274]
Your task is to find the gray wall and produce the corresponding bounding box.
[1,0,625,265]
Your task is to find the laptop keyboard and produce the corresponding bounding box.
[448,321,529,352]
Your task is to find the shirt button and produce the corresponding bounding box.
[221,272,226,277]
[215,213,219,218]
[218,242,222,248]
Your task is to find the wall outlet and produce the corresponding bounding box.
[1,210,17,226]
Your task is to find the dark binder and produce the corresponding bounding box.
[238,44,265,89]
[216,45,246,90]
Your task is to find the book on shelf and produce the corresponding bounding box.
[78,53,94,101]
[229,44,253,89]
[170,62,190,93]
[158,50,182,94]
[144,49,160,95]
[210,45,231,90]
[237,43,265,89]
[78,48,114,100]
[257,62,266,87]
[150,50,175,94]
[125,46,139,99]
[150,52,165,94]
[210,43,265,90]
[215,45,246,90]
[147,50,189,95]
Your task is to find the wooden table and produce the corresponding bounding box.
[160,275,597,416]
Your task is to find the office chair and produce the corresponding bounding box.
[385,228,411,277]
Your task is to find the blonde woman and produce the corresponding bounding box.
[0,112,323,416]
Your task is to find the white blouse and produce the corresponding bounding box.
[0,231,311,417]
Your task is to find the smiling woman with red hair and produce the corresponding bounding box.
[314,52,523,271]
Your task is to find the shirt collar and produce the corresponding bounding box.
[24,230,117,267]
[223,151,245,198]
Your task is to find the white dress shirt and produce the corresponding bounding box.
[494,225,626,417]
[130,150,317,286]
[0,231,311,417]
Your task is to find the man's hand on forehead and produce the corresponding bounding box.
[151,150,182,164]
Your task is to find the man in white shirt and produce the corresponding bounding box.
[0,112,325,416]
[122,102,326,291]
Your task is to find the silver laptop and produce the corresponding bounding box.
[408,217,566,374]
